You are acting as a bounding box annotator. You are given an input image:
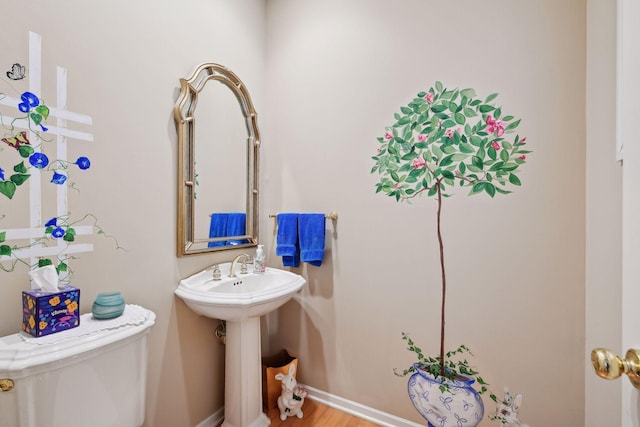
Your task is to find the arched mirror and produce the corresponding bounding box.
[174,63,259,256]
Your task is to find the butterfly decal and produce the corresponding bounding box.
[1,131,30,150]
[6,63,26,80]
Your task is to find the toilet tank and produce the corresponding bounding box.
[0,305,155,427]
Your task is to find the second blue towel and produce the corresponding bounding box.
[299,213,325,267]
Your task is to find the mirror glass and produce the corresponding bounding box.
[174,63,259,256]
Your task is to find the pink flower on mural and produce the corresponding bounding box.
[417,134,428,142]
[384,131,393,140]
[412,157,426,169]
[491,141,501,150]
[485,115,505,137]
[424,93,434,103]
[445,128,460,139]
[519,154,526,160]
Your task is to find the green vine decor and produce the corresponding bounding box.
[372,81,530,385]
[1,63,121,277]
[0,213,125,275]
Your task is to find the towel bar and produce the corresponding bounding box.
[268,211,338,220]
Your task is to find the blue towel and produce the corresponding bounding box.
[299,213,325,267]
[225,212,247,246]
[276,213,300,267]
[208,213,228,247]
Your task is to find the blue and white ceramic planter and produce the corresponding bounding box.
[408,363,484,427]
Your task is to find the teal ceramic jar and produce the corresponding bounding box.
[92,292,125,319]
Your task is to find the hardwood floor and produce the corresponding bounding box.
[264,399,381,426]
[216,399,382,426]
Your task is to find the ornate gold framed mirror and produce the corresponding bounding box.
[174,63,259,256]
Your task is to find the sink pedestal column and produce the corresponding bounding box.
[221,317,270,427]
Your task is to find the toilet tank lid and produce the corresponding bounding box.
[0,304,156,374]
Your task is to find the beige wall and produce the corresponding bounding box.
[264,0,586,425]
[0,1,266,426]
[1,1,606,426]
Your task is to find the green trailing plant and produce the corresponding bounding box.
[395,332,493,399]
[372,81,530,392]
[0,213,125,276]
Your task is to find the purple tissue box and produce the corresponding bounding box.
[22,286,80,337]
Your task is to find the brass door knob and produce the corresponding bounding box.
[591,348,640,389]
[0,379,14,392]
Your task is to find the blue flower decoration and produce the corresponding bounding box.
[50,171,67,185]
[75,156,91,170]
[0,168,4,181]
[45,217,57,227]
[51,227,65,238]
[18,91,40,113]
[29,152,49,169]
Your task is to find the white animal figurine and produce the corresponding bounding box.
[275,363,307,421]
[491,387,529,427]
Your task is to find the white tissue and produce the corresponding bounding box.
[29,265,59,292]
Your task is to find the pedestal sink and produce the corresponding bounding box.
[175,262,306,427]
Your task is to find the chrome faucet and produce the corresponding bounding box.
[229,253,251,278]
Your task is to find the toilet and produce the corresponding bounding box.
[0,304,155,427]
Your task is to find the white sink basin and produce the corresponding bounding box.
[175,263,306,321]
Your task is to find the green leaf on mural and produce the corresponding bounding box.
[441,170,455,180]
[471,156,484,169]
[0,231,5,243]
[10,174,30,186]
[506,119,521,131]
[0,244,11,256]
[30,112,42,126]
[0,181,17,199]
[57,262,68,273]
[430,104,447,113]
[13,162,27,174]
[463,108,477,118]
[38,258,53,267]
[479,104,495,113]
[440,155,454,167]
[500,148,509,162]
[18,145,34,158]
[459,143,474,154]
[460,88,476,98]
[509,173,522,186]
[35,105,50,120]
[485,93,498,103]
[469,135,482,146]
[454,112,465,125]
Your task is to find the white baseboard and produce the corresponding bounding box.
[195,386,422,427]
[195,406,224,427]
[301,385,424,427]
